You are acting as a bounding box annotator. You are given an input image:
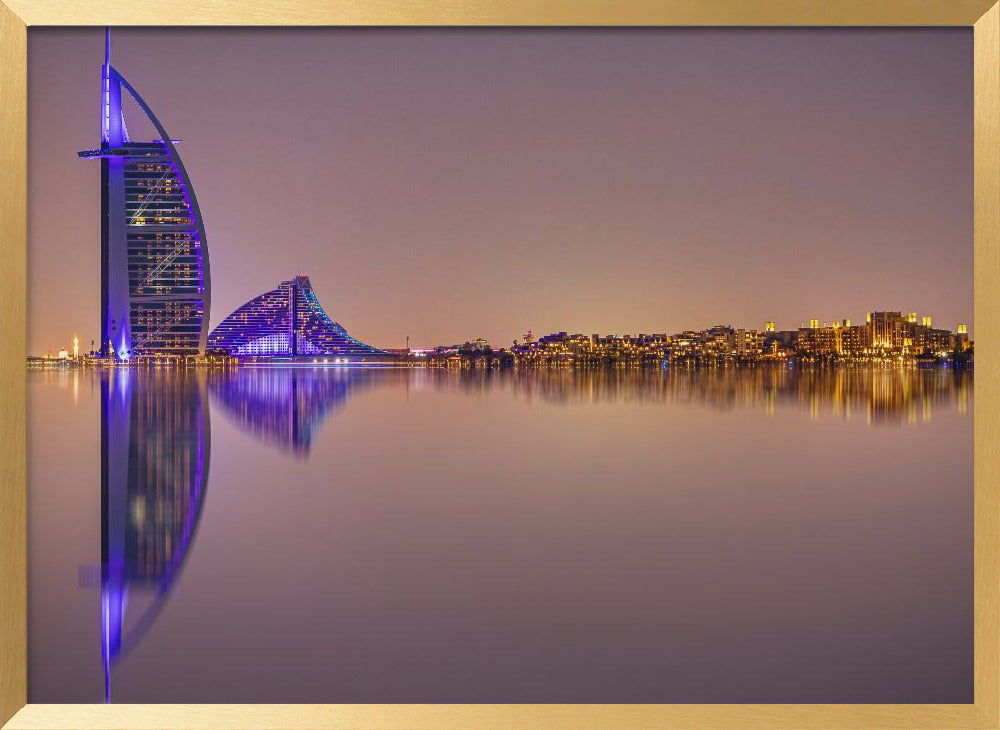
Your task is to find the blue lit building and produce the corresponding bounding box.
[79,30,210,359]
[208,275,387,359]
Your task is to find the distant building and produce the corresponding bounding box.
[869,311,907,350]
[956,324,971,352]
[839,322,867,355]
[735,329,764,357]
[470,338,492,352]
[797,322,840,357]
[849,311,956,356]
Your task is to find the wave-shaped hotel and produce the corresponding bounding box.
[207,275,388,360]
[82,30,385,363]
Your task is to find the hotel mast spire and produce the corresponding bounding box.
[101,27,110,144]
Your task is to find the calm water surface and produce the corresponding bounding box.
[27,366,973,703]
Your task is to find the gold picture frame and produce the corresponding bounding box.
[2,2,997,728]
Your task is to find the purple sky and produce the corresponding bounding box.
[27,28,972,353]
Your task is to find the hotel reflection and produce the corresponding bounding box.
[74,360,967,701]
[206,367,402,457]
[98,368,209,702]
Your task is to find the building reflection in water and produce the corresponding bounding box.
[206,365,971,464]
[412,365,972,426]
[85,363,968,701]
[100,368,209,702]
[207,366,405,457]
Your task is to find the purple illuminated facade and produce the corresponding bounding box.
[208,275,387,359]
[79,29,210,359]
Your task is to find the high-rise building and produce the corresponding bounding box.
[78,30,210,359]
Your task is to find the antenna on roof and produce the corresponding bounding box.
[104,26,111,67]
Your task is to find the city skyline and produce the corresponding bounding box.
[29,302,974,362]
[28,28,973,353]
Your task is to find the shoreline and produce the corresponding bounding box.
[26,357,974,371]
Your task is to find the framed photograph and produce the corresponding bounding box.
[2,2,998,729]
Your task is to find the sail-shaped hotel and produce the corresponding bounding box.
[79,30,210,360]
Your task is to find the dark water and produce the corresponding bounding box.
[27,365,973,703]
